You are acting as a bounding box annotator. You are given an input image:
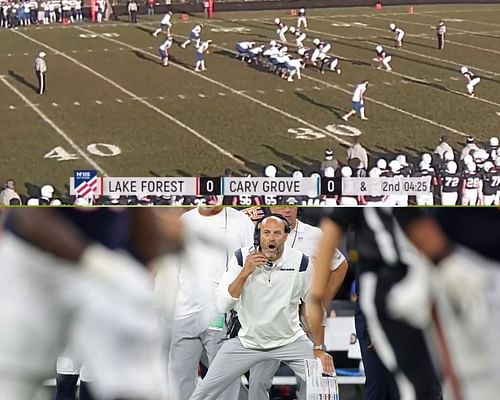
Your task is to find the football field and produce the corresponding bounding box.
[2,3,500,195]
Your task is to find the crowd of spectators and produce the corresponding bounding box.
[2,135,498,206]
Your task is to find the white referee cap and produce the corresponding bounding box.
[39,51,46,58]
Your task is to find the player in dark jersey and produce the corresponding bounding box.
[0,209,184,400]
[460,66,481,97]
[439,161,461,205]
[480,161,500,205]
[308,209,443,400]
[461,162,481,205]
[373,45,392,71]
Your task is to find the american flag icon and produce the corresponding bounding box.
[74,170,99,198]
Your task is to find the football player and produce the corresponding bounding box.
[297,7,307,29]
[460,66,481,97]
[373,44,392,71]
[159,36,173,66]
[435,21,446,50]
[342,80,369,121]
[283,57,304,82]
[195,40,212,72]
[273,18,288,43]
[319,55,341,75]
[288,26,307,48]
[180,24,202,49]
[152,10,173,37]
[310,38,331,66]
[439,160,461,205]
[461,161,481,205]
[480,162,500,205]
[235,41,255,60]
[0,209,184,400]
[389,23,405,48]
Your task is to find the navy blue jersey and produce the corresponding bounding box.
[482,171,500,195]
[5,209,132,250]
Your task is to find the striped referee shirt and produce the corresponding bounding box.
[34,56,47,73]
[325,208,419,271]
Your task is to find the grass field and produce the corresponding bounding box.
[2,3,500,196]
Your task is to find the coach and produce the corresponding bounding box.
[189,215,314,400]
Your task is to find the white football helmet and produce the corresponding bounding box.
[323,167,335,178]
[419,161,430,171]
[299,8,305,13]
[375,45,383,52]
[389,160,401,172]
[269,40,277,47]
[292,169,304,178]
[421,153,432,164]
[483,161,494,172]
[341,166,352,177]
[389,23,396,30]
[376,158,387,170]
[463,154,473,165]
[39,51,46,58]
[396,154,408,166]
[446,161,458,174]
[465,162,477,172]
[274,18,281,25]
[490,136,499,147]
[289,26,296,34]
[369,167,381,177]
[264,164,277,178]
[460,66,469,74]
[313,38,320,46]
[444,151,454,161]
[297,48,307,56]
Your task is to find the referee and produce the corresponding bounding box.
[34,51,47,95]
[436,21,446,50]
[308,208,442,400]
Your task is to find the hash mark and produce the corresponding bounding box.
[276,88,284,93]
[257,90,265,94]
[383,81,392,85]
[52,102,58,107]
[198,93,206,98]
[73,101,80,106]
[87,49,93,52]
[433,78,443,82]
[450,77,460,81]
[313,86,322,90]
[9,105,15,110]
[295,87,303,91]
[95,100,102,104]
[218,92,226,96]
[178,94,186,99]
[158,96,164,100]
[116,99,123,103]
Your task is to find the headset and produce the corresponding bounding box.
[253,213,291,248]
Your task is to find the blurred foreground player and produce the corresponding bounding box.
[389,209,500,400]
[307,208,442,400]
[0,209,183,400]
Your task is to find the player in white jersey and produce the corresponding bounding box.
[373,44,392,71]
[245,45,264,64]
[288,26,306,48]
[389,23,405,48]
[158,36,173,66]
[297,7,307,29]
[283,57,304,82]
[273,17,288,42]
[235,41,255,60]
[195,40,211,72]
[342,80,369,121]
[181,24,202,49]
[153,11,172,37]
[460,66,481,97]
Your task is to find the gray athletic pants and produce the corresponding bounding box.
[168,313,240,400]
[248,360,280,400]
[189,336,314,400]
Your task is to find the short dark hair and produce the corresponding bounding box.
[9,198,21,206]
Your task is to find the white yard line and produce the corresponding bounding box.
[365,15,500,55]
[13,29,245,167]
[76,26,357,148]
[0,76,107,174]
[302,23,500,77]
[183,37,476,139]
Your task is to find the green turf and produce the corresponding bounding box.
[1,3,500,195]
